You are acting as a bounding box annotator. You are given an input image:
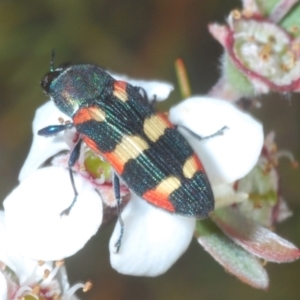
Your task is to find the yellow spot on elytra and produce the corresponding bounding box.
[156,176,181,195]
[73,106,106,125]
[183,156,198,179]
[87,107,106,122]
[113,135,149,165]
[143,114,169,142]
[113,81,128,102]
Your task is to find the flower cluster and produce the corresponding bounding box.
[208,0,300,100]
[1,69,299,295]
[0,211,91,299]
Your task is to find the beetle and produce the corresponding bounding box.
[38,59,215,252]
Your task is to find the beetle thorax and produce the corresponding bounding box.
[43,64,113,117]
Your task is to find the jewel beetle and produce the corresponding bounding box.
[38,58,215,252]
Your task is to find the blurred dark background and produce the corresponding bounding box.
[1,0,300,299]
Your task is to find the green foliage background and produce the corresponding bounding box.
[0,1,300,299]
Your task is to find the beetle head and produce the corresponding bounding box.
[41,64,112,117]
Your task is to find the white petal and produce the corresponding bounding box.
[109,72,174,102]
[109,194,195,276]
[169,97,263,185]
[19,101,71,181]
[213,184,248,209]
[5,167,102,260]
[0,211,47,284]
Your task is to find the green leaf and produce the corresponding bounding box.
[212,207,300,262]
[223,55,255,97]
[280,3,300,37]
[196,219,269,290]
[255,0,281,16]
[1,264,19,285]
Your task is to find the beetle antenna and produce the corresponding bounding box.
[50,49,56,72]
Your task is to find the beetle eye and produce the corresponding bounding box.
[41,71,61,93]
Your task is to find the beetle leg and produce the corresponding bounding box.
[136,86,149,104]
[137,86,157,107]
[60,138,83,216]
[151,94,157,107]
[178,125,229,141]
[113,173,124,253]
[38,122,74,136]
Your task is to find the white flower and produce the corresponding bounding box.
[0,211,85,300]
[208,5,300,98]
[109,193,196,276]
[3,75,263,277]
[169,97,263,185]
[236,131,293,227]
[4,167,103,261]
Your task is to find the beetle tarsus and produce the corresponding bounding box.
[60,143,81,216]
[60,167,79,216]
[60,194,78,216]
[179,125,229,141]
[113,174,124,253]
